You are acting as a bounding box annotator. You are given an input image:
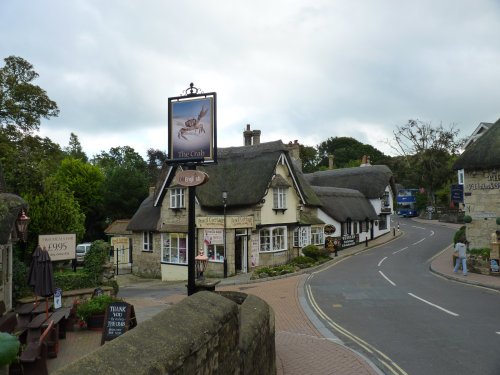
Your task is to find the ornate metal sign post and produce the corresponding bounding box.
[168,83,217,295]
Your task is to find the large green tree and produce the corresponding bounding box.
[387,119,464,203]
[0,125,64,195]
[92,146,149,223]
[0,56,59,133]
[64,132,88,162]
[54,157,105,240]
[24,176,85,251]
[316,136,390,169]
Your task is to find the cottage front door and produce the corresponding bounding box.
[235,230,248,273]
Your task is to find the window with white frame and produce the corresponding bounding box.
[203,229,225,262]
[293,227,310,247]
[311,226,324,245]
[382,191,390,207]
[273,187,287,209]
[260,226,287,252]
[143,231,153,251]
[161,233,187,264]
[170,188,185,209]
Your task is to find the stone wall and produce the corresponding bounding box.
[53,291,275,375]
[463,171,500,249]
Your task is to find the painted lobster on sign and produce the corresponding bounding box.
[178,104,208,140]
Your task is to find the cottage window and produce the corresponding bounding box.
[311,226,324,245]
[143,231,153,251]
[170,188,185,209]
[378,215,388,230]
[361,221,368,232]
[273,187,287,209]
[293,227,310,247]
[344,219,352,235]
[161,233,187,264]
[260,226,287,252]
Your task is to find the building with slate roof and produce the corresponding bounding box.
[453,118,500,249]
[127,134,325,280]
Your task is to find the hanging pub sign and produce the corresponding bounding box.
[168,84,217,164]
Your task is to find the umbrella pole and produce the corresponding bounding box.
[45,298,49,319]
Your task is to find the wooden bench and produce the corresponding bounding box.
[20,320,54,375]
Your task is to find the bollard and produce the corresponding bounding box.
[393,228,396,236]
[365,237,368,247]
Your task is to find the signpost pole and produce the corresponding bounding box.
[187,165,197,296]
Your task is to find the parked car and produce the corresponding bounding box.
[76,243,91,264]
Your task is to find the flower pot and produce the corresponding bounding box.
[86,314,105,331]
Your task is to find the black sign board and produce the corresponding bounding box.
[341,234,356,248]
[451,184,464,203]
[101,302,137,345]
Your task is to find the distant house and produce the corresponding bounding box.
[127,137,323,281]
[104,219,133,270]
[453,118,500,249]
[304,163,397,241]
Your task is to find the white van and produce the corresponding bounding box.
[76,243,91,264]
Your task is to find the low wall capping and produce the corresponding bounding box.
[53,290,276,375]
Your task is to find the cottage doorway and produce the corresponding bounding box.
[235,230,248,273]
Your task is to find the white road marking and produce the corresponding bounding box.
[379,271,396,286]
[411,225,426,230]
[393,246,408,254]
[378,257,388,267]
[430,230,435,236]
[412,238,426,246]
[408,293,459,317]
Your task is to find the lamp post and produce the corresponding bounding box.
[222,191,228,278]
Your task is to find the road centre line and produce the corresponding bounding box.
[393,246,408,254]
[305,284,408,375]
[378,257,388,267]
[379,271,396,286]
[408,293,459,317]
[412,238,426,246]
[411,225,426,230]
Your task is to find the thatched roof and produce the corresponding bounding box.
[453,119,500,171]
[104,220,132,235]
[0,193,28,245]
[304,165,396,198]
[312,187,379,222]
[196,141,322,208]
[126,194,161,231]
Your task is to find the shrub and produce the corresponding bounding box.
[468,247,490,259]
[253,264,296,278]
[83,240,110,284]
[12,256,31,300]
[453,226,466,245]
[302,245,320,260]
[76,294,122,322]
[291,256,315,269]
[54,269,95,291]
[463,215,472,223]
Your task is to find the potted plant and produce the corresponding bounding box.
[76,295,121,331]
[0,332,20,375]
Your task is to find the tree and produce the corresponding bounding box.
[23,176,85,252]
[64,132,87,162]
[299,145,319,173]
[146,148,167,185]
[92,146,149,223]
[317,137,390,169]
[54,157,105,239]
[387,119,465,203]
[0,124,64,195]
[0,56,59,133]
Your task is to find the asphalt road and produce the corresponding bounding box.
[306,218,500,375]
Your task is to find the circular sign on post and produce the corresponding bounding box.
[175,170,209,187]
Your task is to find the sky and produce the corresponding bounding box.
[2,0,500,159]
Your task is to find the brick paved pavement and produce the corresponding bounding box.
[48,219,500,374]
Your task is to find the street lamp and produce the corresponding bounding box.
[222,191,228,278]
[16,209,30,242]
[195,249,209,280]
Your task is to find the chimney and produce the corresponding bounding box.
[328,155,334,170]
[243,124,253,146]
[287,140,302,171]
[252,129,261,145]
[360,155,371,167]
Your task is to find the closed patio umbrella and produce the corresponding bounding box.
[35,247,54,318]
[27,245,43,306]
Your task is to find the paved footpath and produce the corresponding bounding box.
[49,219,500,374]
